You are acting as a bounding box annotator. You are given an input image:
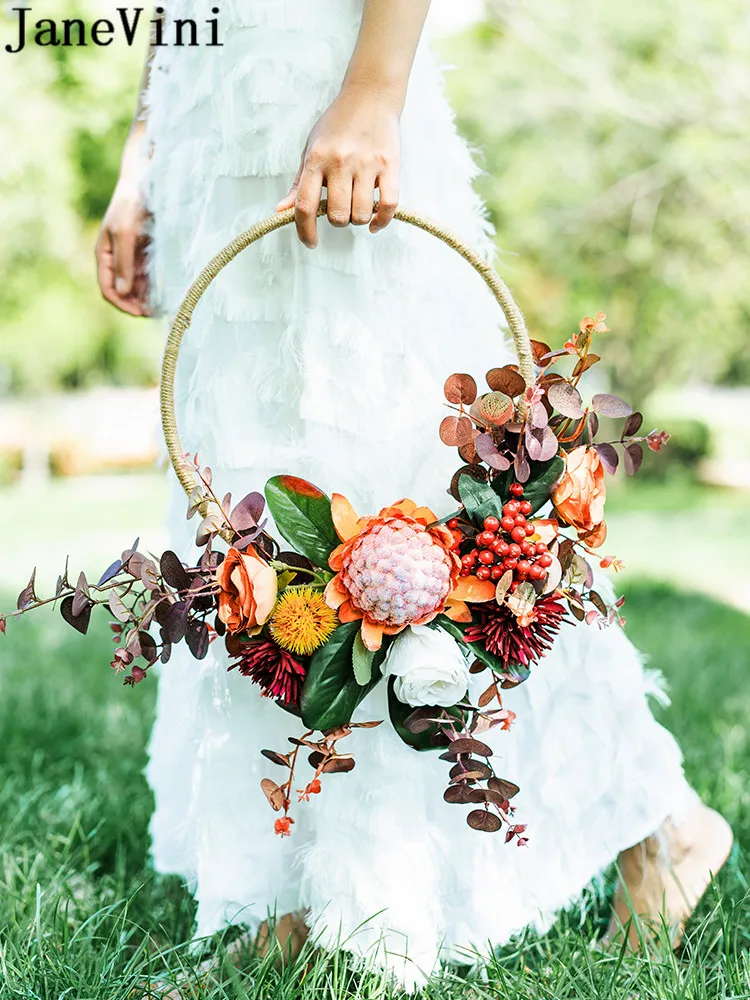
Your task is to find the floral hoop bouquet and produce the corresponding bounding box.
[2,208,668,842]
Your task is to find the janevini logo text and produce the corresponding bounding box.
[4,6,223,54]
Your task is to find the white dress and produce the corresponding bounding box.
[143,0,690,987]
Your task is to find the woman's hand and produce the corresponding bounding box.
[276,85,401,249]
[96,122,152,317]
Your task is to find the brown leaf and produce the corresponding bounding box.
[595,443,619,475]
[440,415,474,448]
[624,442,644,476]
[60,595,92,635]
[109,590,133,624]
[480,392,514,426]
[592,393,633,418]
[17,569,38,611]
[321,756,356,774]
[547,381,584,419]
[572,353,601,378]
[443,784,477,804]
[478,683,499,709]
[261,749,291,768]
[488,777,520,799]
[444,373,478,405]
[458,437,480,465]
[467,809,503,833]
[160,551,190,591]
[531,340,553,367]
[449,770,486,784]
[450,760,492,781]
[450,464,486,501]
[260,778,286,811]
[448,737,493,757]
[486,366,526,398]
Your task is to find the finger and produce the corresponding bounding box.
[112,227,137,299]
[325,170,354,229]
[294,166,324,249]
[276,162,303,213]
[96,228,144,317]
[351,174,377,227]
[370,170,400,234]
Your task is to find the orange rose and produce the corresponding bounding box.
[216,546,277,635]
[551,446,607,548]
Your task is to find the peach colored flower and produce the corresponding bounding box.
[324,496,495,651]
[216,545,277,636]
[551,446,607,548]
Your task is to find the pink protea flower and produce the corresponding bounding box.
[324,496,495,651]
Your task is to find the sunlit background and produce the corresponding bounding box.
[1,1,750,996]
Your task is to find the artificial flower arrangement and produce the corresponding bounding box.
[1,312,668,841]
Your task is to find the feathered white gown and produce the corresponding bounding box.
[143,0,690,987]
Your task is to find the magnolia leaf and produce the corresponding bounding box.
[595,443,620,475]
[589,590,609,617]
[440,415,474,448]
[265,476,339,568]
[624,442,644,476]
[444,373,478,405]
[592,393,633,418]
[352,631,375,687]
[458,473,504,524]
[547,381,584,419]
[301,622,385,731]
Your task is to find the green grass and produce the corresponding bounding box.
[1,580,749,999]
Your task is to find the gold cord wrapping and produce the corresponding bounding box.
[160,205,536,517]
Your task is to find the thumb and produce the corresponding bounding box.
[276,162,303,212]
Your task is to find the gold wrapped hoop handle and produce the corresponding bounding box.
[161,204,535,509]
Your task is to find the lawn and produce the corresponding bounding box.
[1,479,750,998]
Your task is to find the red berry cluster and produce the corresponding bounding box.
[451,483,554,589]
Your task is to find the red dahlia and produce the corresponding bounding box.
[464,597,567,670]
[230,637,306,707]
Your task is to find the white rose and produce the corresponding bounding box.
[383,625,470,708]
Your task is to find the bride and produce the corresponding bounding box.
[96,0,731,988]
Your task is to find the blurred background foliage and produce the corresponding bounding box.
[1,0,748,415]
[444,0,750,410]
[0,0,156,395]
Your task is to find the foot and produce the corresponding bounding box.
[144,912,310,998]
[606,801,733,949]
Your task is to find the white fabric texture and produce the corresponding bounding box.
[143,0,690,988]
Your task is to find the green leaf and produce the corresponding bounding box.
[490,456,565,514]
[458,474,504,526]
[388,679,466,752]
[434,614,507,676]
[301,622,386,731]
[264,476,340,567]
[352,632,375,687]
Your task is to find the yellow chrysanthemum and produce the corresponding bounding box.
[269,587,339,656]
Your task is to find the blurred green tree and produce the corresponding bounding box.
[0,0,158,396]
[444,0,750,407]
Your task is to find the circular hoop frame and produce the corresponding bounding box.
[160,204,535,512]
